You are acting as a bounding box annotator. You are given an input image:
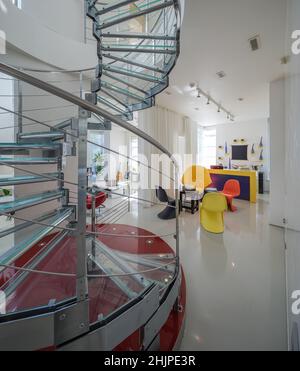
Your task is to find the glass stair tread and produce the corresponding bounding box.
[101,81,145,101]
[102,65,165,83]
[18,132,65,141]
[102,54,166,74]
[0,207,74,267]
[0,157,59,165]
[0,224,176,325]
[0,235,152,323]
[102,71,151,95]
[88,254,145,300]
[97,96,130,116]
[95,0,138,16]
[98,0,174,30]
[0,189,65,214]
[101,32,176,41]
[101,45,176,54]
[93,242,176,292]
[0,173,60,186]
[0,142,61,150]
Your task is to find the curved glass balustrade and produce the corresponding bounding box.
[0,0,182,351]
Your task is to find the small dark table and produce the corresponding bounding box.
[180,190,203,214]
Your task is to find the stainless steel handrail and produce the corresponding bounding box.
[0,212,176,239]
[7,65,96,73]
[0,62,180,260]
[0,1,183,350]
[0,63,176,161]
[0,104,175,182]
[0,259,177,279]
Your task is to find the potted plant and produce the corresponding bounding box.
[0,188,12,198]
[93,151,105,177]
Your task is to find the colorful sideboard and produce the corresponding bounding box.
[209,169,257,203]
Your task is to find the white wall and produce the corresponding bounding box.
[284,0,300,352]
[0,0,96,70]
[269,79,285,227]
[215,118,269,174]
[0,45,91,242]
[108,125,129,179]
[0,72,15,145]
[21,0,85,42]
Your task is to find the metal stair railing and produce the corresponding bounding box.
[0,62,181,350]
[86,0,181,117]
[0,0,183,350]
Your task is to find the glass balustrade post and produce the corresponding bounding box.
[91,192,96,269]
[80,71,83,98]
[128,183,131,212]
[84,0,88,44]
[17,75,23,135]
[174,163,181,312]
[174,164,180,265]
[76,106,90,305]
[163,7,166,66]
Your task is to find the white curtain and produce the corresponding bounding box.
[138,105,184,154]
[184,116,200,162]
[137,106,199,204]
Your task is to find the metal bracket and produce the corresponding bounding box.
[54,300,89,346]
[143,274,181,349]
[60,284,160,351]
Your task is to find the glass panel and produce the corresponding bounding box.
[0,190,64,214]
[87,233,176,324]
[0,232,76,316]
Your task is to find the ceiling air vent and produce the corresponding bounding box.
[249,35,261,51]
[216,71,226,79]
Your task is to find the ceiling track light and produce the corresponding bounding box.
[191,83,235,121]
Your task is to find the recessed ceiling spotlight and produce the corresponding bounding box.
[281,56,290,65]
[249,35,261,51]
[216,71,226,79]
[238,98,244,102]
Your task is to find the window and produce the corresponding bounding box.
[87,131,105,170]
[11,0,22,9]
[198,128,217,168]
[129,136,139,173]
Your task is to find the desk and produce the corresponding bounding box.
[209,169,257,203]
[180,190,203,214]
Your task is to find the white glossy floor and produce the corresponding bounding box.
[115,194,288,351]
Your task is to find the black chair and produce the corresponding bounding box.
[155,186,176,220]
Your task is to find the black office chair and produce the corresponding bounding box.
[155,186,176,220]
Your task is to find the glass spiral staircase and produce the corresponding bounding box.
[86,0,180,118]
[0,0,183,351]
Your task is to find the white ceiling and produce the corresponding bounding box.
[157,0,287,126]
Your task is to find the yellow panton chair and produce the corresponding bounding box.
[182,165,212,193]
[200,193,228,234]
